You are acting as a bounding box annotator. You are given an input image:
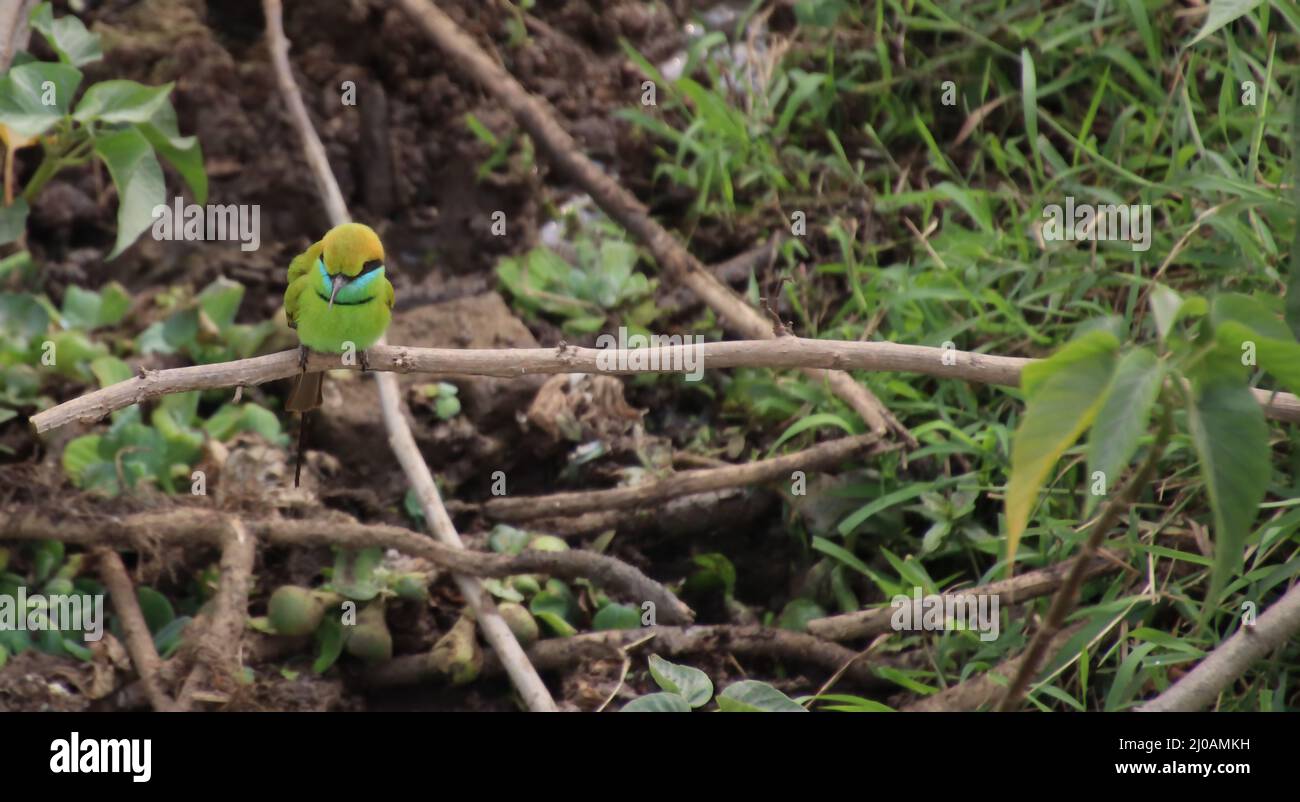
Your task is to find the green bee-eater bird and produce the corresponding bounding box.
[283,222,394,485]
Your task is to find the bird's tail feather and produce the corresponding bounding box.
[294,410,311,488]
[287,370,324,412]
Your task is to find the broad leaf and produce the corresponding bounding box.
[0,62,83,138]
[29,2,102,67]
[93,127,165,259]
[717,680,807,712]
[621,692,691,712]
[1186,374,1269,615]
[1005,330,1120,569]
[592,603,641,631]
[74,80,173,125]
[1085,348,1163,514]
[647,654,713,707]
[138,100,207,204]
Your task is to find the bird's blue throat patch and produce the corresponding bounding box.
[316,257,385,305]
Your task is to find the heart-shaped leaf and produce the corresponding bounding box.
[647,654,713,707]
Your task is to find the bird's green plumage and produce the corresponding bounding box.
[282,222,394,430]
[284,223,394,354]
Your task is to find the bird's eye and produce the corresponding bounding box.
[360,259,383,274]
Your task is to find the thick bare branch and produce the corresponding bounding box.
[363,624,907,693]
[177,520,257,709]
[2,509,693,627]
[29,340,1300,434]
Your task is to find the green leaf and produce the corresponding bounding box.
[97,282,131,326]
[1289,90,1300,338]
[134,587,175,634]
[793,0,849,28]
[89,356,132,388]
[769,412,856,453]
[1021,48,1040,174]
[74,80,173,125]
[621,692,691,712]
[312,615,345,674]
[592,602,642,631]
[811,536,875,578]
[0,61,83,138]
[487,524,530,555]
[32,540,63,584]
[1005,330,1119,569]
[331,547,384,602]
[1187,375,1269,614]
[60,285,102,329]
[717,680,807,712]
[530,585,579,633]
[0,199,29,246]
[93,127,166,259]
[29,2,103,67]
[838,482,933,536]
[1188,0,1264,46]
[647,654,713,707]
[1148,284,1183,341]
[1085,348,1163,514]
[152,615,191,659]
[61,434,103,484]
[531,609,577,637]
[197,278,243,330]
[776,598,827,632]
[138,100,206,204]
[1211,294,1295,344]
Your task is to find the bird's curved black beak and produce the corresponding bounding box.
[328,274,348,310]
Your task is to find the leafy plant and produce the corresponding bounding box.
[621,654,806,712]
[496,219,656,335]
[1005,287,1298,619]
[0,2,206,258]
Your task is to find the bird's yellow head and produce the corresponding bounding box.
[321,223,384,278]
[317,223,386,309]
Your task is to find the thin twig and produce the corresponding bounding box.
[93,547,180,712]
[482,433,883,521]
[262,0,348,226]
[806,553,1121,641]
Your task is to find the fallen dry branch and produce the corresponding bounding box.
[395,0,909,443]
[93,547,179,712]
[261,0,556,712]
[31,339,1300,434]
[363,624,907,693]
[1,509,694,626]
[482,433,885,521]
[1137,580,1300,712]
[806,553,1120,641]
[177,520,256,709]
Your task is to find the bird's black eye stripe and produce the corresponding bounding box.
[360,259,383,274]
